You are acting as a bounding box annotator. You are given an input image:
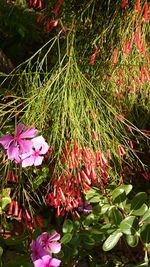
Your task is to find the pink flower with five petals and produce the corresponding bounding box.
[0,123,37,163]
[33,255,61,267]
[21,136,49,167]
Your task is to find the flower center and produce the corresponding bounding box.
[34,151,39,157]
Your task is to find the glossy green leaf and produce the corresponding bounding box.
[130,192,147,215]
[140,224,150,244]
[118,184,133,195]
[101,204,111,214]
[126,234,139,247]
[61,233,72,244]
[83,213,95,226]
[102,230,123,251]
[108,206,123,225]
[130,204,148,216]
[62,219,74,233]
[140,209,150,224]
[120,216,138,235]
[112,188,126,204]
[73,220,80,230]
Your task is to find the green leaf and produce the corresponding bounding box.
[112,188,126,204]
[140,209,150,224]
[108,206,123,225]
[62,219,74,233]
[33,176,46,189]
[140,224,150,244]
[102,230,122,251]
[130,204,148,216]
[86,187,102,202]
[0,246,3,258]
[73,220,80,230]
[83,213,95,226]
[126,234,139,247]
[2,196,11,210]
[80,232,95,246]
[130,192,147,215]
[101,204,111,214]
[118,184,133,195]
[120,216,139,235]
[1,188,11,211]
[61,233,72,244]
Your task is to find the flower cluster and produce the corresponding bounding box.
[31,231,61,267]
[0,123,49,167]
[46,140,110,216]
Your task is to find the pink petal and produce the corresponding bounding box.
[50,257,61,267]
[37,232,49,245]
[19,139,33,154]
[7,142,20,162]
[0,135,13,149]
[19,127,38,139]
[33,259,43,267]
[49,232,60,242]
[15,122,24,136]
[31,240,49,262]
[49,242,61,254]
[42,255,52,264]
[32,136,49,154]
[21,151,33,160]
[22,155,35,167]
[34,155,43,166]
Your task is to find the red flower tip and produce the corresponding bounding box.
[90,47,99,65]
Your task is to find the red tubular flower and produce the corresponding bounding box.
[38,0,42,10]
[25,209,32,222]
[129,32,135,51]
[46,19,58,33]
[117,69,123,86]
[90,47,99,65]
[59,187,66,203]
[129,140,134,149]
[136,0,141,13]
[81,170,91,185]
[140,41,146,57]
[91,166,97,181]
[11,172,15,182]
[14,201,19,217]
[32,0,38,7]
[18,208,23,220]
[135,33,141,51]
[36,13,45,23]
[53,0,62,14]
[8,201,14,215]
[107,149,111,161]
[124,40,130,57]
[121,0,128,9]
[143,2,149,22]
[143,65,150,82]
[112,47,119,65]
[139,67,145,84]
[118,145,126,156]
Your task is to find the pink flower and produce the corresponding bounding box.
[0,123,37,163]
[31,240,49,262]
[37,232,61,254]
[21,136,49,167]
[33,255,61,267]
